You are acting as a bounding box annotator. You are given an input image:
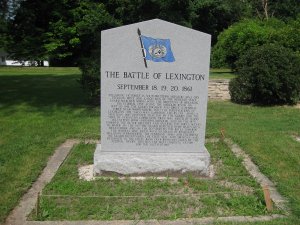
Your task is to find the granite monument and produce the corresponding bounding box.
[94,19,211,175]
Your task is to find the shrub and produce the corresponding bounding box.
[211,17,300,69]
[79,57,100,104]
[229,44,300,105]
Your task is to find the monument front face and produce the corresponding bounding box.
[95,19,211,175]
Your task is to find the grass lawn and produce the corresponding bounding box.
[0,67,99,223]
[30,140,272,220]
[209,68,236,79]
[207,102,300,224]
[0,67,299,224]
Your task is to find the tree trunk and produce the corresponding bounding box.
[262,0,268,20]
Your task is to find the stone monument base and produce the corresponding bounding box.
[94,144,210,176]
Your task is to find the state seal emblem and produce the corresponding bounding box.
[149,45,167,59]
[137,28,175,68]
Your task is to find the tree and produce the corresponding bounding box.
[77,0,193,101]
[261,0,269,19]
[7,0,60,65]
[250,0,300,20]
[7,0,121,66]
[158,0,192,26]
[103,0,192,27]
[190,0,253,44]
[270,0,300,20]
[0,0,9,49]
[0,18,8,50]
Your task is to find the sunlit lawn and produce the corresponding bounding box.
[0,67,99,223]
[210,68,236,79]
[0,67,299,224]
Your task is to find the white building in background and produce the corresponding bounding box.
[0,49,49,66]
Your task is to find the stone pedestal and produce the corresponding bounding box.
[94,144,210,175]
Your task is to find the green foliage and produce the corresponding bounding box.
[0,18,8,48]
[212,18,283,68]
[75,2,117,101]
[78,57,100,103]
[229,44,300,105]
[191,0,252,44]
[43,1,117,98]
[158,0,192,26]
[104,0,192,27]
[271,0,300,20]
[211,17,300,69]
[4,0,300,66]
[277,16,300,55]
[77,0,193,102]
[229,78,253,104]
[250,0,300,20]
[6,0,57,63]
[46,1,117,63]
[4,0,300,99]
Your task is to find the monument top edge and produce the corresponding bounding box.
[101,18,211,37]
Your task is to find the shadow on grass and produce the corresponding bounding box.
[0,74,94,111]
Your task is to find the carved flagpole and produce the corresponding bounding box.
[137,28,147,68]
